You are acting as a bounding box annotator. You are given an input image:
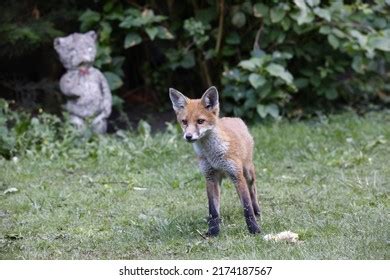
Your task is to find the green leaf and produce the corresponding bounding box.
[99,21,112,43]
[325,87,338,100]
[368,36,390,52]
[332,28,346,38]
[180,51,195,69]
[140,9,155,24]
[232,12,246,28]
[294,78,309,89]
[248,73,266,89]
[222,46,237,57]
[352,56,366,74]
[103,2,114,13]
[270,8,286,23]
[79,10,101,32]
[238,57,264,71]
[256,104,267,118]
[124,8,141,17]
[124,32,142,48]
[293,0,314,25]
[319,26,331,34]
[195,7,218,24]
[95,45,112,68]
[265,63,293,84]
[266,104,280,118]
[281,17,292,31]
[105,12,124,21]
[111,56,125,77]
[272,51,293,60]
[204,49,216,60]
[256,104,279,118]
[119,16,136,28]
[253,3,269,18]
[112,95,124,110]
[145,27,158,40]
[306,0,320,7]
[350,30,367,48]
[137,120,151,138]
[225,32,240,45]
[104,72,123,91]
[156,26,174,39]
[313,7,331,21]
[327,34,339,49]
[239,60,256,71]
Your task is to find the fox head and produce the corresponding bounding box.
[169,86,220,142]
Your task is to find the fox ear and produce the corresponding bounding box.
[169,88,188,112]
[201,86,219,112]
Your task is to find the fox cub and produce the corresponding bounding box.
[169,86,261,236]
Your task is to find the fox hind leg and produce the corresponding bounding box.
[244,164,261,218]
[230,171,261,234]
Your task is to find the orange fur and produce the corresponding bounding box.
[169,86,261,235]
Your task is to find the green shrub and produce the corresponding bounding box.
[0,98,179,161]
[2,1,388,120]
[0,98,97,159]
[222,0,390,119]
[77,0,389,120]
[0,99,17,158]
[0,0,80,58]
[79,2,174,91]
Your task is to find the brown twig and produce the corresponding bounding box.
[215,0,225,54]
[199,58,212,87]
[196,229,208,240]
[253,20,263,52]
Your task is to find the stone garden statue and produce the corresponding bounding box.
[54,31,112,133]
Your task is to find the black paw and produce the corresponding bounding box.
[253,204,261,217]
[206,226,220,237]
[207,217,221,236]
[246,216,261,234]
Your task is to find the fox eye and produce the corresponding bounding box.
[197,119,205,124]
[181,119,188,125]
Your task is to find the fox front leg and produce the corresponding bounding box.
[199,159,222,236]
[205,171,222,236]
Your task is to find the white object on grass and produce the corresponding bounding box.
[3,187,19,194]
[263,231,300,243]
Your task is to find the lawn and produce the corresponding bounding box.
[0,111,389,259]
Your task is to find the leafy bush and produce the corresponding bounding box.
[0,98,180,160]
[0,0,81,58]
[222,50,296,119]
[77,0,389,120]
[0,99,17,158]
[221,0,390,119]
[79,2,173,91]
[0,98,96,159]
[1,1,389,120]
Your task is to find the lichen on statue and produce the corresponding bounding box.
[54,31,112,133]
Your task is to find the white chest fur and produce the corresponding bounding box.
[192,130,236,175]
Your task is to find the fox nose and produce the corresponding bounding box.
[185,133,193,141]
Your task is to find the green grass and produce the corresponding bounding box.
[0,111,389,259]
